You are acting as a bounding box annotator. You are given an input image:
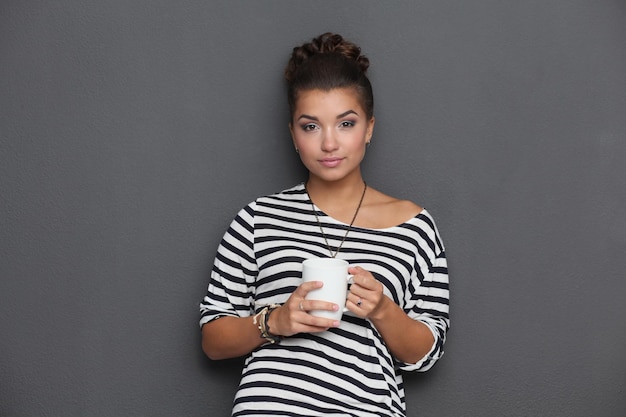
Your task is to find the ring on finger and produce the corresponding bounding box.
[356,298,362,307]
[299,301,304,311]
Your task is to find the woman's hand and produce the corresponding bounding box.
[268,281,340,337]
[345,265,436,364]
[346,266,387,319]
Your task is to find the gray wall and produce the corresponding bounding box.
[1,1,625,416]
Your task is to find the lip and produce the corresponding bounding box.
[319,157,344,168]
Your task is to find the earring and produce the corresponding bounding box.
[295,148,299,154]
[366,141,371,148]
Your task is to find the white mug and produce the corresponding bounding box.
[302,258,352,320]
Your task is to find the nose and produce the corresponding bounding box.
[321,128,339,152]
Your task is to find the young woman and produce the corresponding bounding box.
[200,32,449,417]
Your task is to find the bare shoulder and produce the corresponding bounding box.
[358,187,423,229]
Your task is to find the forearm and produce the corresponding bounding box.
[201,316,265,360]
[369,297,435,364]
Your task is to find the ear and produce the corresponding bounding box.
[289,123,298,152]
[289,123,300,153]
[366,117,375,142]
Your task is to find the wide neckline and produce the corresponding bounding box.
[298,183,427,231]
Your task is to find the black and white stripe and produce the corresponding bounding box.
[200,184,449,416]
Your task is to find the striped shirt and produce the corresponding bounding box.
[200,183,449,416]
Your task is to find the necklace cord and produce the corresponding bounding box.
[305,181,367,258]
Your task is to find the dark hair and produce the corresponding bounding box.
[285,33,374,120]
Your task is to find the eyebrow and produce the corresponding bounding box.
[297,109,359,121]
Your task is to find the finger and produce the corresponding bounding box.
[295,280,324,297]
[301,299,340,313]
[348,282,369,298]
[283,319,338,337]
[278,304,339,336]
[352,275,383,294]
[348,267,373,287]
[347,292,364,307]
[298,316,340,332]
[348,265,364,276]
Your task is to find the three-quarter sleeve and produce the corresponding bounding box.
[398,215,450,372]
[199,203,257,327]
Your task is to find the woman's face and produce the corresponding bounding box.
[290,87,375,184]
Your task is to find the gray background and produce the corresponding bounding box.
[1,1,625,416]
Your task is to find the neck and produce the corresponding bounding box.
[305,176,368,257]
[304,176,367,219]
[305,176,366,206]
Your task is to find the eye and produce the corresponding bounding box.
[300,123,318,132]
[339,120,356,128]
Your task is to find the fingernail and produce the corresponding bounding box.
[332,321,340,327]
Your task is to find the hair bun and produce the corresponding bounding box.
[284,32,374,120]
[285,32,369,82]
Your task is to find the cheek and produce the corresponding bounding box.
[353,131,370,149]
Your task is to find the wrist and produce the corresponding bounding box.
[266,305,281,336]
[253,304,282,344]
[369,295,394,322]
[265,305,281,341]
